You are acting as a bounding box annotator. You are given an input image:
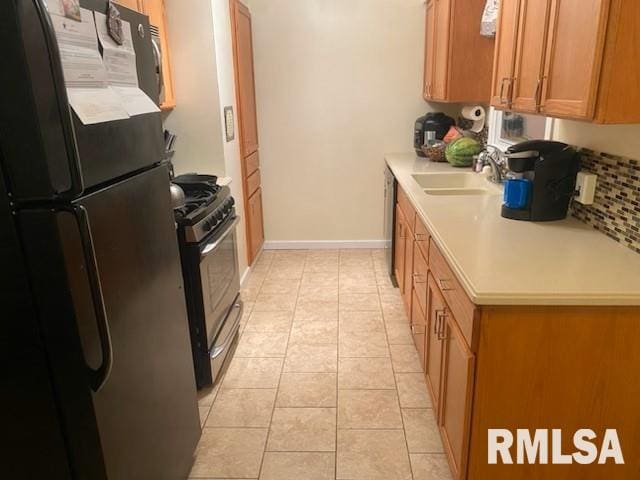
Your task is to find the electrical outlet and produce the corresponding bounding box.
[575,171,597,205]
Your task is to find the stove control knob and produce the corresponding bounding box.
[203,220,213,232]
[216,210,224,221]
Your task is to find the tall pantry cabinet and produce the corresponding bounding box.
[231,0,265,264]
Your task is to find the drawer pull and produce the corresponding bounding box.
[434,309,446,335]
[438,278,454,292]
[415,233,428,240]
[413,273,427,284]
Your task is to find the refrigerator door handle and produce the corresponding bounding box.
[70,205,113,392]
[34,0,85,198]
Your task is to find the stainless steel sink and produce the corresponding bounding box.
[412,172,502,196]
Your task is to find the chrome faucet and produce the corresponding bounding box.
[479,146,504,184]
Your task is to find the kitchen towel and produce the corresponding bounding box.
[481,0,500,37]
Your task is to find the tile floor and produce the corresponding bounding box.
[192,249,452,480]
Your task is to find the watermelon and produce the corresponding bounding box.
[445,137,483,167]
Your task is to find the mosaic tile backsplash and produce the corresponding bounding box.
[571,149,640,255]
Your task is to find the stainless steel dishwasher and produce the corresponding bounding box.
[383,166,397,283]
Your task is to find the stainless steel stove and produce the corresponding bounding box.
[173,174,242,389]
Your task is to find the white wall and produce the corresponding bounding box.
[247,0,430,243]
[163,0,225,176]
[553,120,640,158]
[210,0,249,275]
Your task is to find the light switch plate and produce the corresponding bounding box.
[575,171,597,205]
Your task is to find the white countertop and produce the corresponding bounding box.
[386,153,640,306]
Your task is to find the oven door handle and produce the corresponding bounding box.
[201,216,240,258]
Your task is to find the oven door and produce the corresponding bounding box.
[198,216,241,346]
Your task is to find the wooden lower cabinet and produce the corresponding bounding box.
[402,230,415,314]
[440,312,475,480]
[247,188,264,260]
[394,205,406,293]
[426,274,446,408]
[411,290,427,371]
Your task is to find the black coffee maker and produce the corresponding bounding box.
[414,112,455,157]
[501,140,581,221]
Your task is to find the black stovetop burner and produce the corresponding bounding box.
[173,174,222,224]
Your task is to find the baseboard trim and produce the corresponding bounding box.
[263,240,387,250]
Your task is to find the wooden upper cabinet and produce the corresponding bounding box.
[430,0,451,101]
[114,0,142,11]
[423,0,436,99]
[141,0,176,110]
[539,0,609,119]
[234,2,259,157]
[423,0,495,103]
[492,0,640,123]
[490,0,521,107]
[511,0,551,113]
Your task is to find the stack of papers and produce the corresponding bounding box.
[46,0,160,125]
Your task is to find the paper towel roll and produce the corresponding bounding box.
[461,105,486,133]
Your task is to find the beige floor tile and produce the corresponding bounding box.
[197,381,221,407]
[206,389,277,428]
[389,344,423,373]
[295,301,338,320]
[254,293,297,312]
[284,344,337,373]
[402,409,444,453]
[294,308,339,323]
[339,275,379,294]
[266,266,304,280]
[410,453,453,480]
[339,331,389,358]
[300,272,339,288]
[376,273,395,287]
[380,292,404,309]
[382,304,409,323]
[236,331,289,358]
[385,323,414,345]
[338,389,403,429]
[339,269,377,284]
[339,310,385,330]
[339,293,381,312]
[198,406,210,428]
[297,288,339,303]
[190,427,268,478]
[223,357,283,389]
[395,373,432,408]
[245,311,294,333]
[289,322,338,345]
[260,452,335,480]
[276,372,337,407]
[336,429,412,480]
[267,407,336,452]
[260,278,301,295]
[338,357,396,390]
[304,256,340,273]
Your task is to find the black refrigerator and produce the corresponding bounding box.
[0,1,201,478]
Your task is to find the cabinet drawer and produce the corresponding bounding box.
[429,239,476,349]
[397,187,416,233]
[415,217,430,261]
[246,169,261,197]
[412,244,429,314]
[245,151,260,176]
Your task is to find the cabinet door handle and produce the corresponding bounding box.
[499,77,509,104]
[434,309,445,335]
[437,310,448,340]
[415,233,428,240]
[438,278,454,292]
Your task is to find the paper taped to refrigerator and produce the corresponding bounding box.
[49,7,108,88]
[47,5,130,124]
[66,88,130,125]
[94,12,160,115]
